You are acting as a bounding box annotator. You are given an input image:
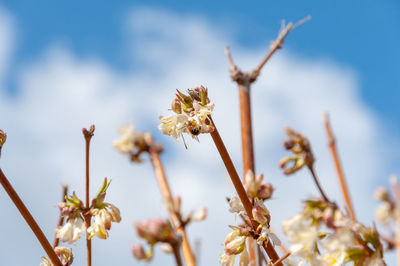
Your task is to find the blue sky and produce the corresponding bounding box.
[0,1,399,265]
[3,0,399,121]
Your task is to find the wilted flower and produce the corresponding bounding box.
[280,127,314,175]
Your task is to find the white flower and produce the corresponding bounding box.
[244,170,261,198]
[87,210,108,239]
[191,208,207,222]
[257,226,281,247]
[375,201,392,224]
[321,228,355,266]
[224,230,247,255]
[40,257,52,266]
[220,253,236,266]
[56,217,85,244]
[282,213,319,260]
[192,102,214,133]
[158,114,188,140]
[228,196,245,214]
[239,245,249,266]
[112,124,137,154]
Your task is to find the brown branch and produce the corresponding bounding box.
[323,113,356,221]
[272,252,291,266]
[171,242,183,266]
[308,165,330,203]
[53,183,68,248]
[146,134,197,266]
[0,169,61,266]
[209,118,282,265]
[83,125,95,266]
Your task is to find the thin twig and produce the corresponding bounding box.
[53,184,68,248]
[172,242,183,266]
[209,118,282,265]
[308,166,330,203]
[146,134,197,266]
[0,169,61,266]
[272,252,291,266]
[323,113,356,221]
[83,125,95,266]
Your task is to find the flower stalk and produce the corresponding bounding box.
[209,119,282,265]
[0,169,62,266]
[83,125,95,266]
[323,113,355,221]
[53,183,69,248]
[146,134,197,266]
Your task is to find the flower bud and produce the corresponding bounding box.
[257,183,274,200]
[160,243,174,254]
[252,199,270,225]
[224,230,247,255]
[228,196,245,214]
[171,98,182,114]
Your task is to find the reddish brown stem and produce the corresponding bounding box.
[0,169,61,266]
[272,252,291,266]
[308,166,330,203]
[323,113,356,221]
[83,126,94,266]
[53,184,68,248]
[146,135,196,266]
[209,119,282,265]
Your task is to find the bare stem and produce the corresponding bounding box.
[323,113,356,221]
[83,125,95,266]
[172,242,183,266]
[53,184,68,248]
[308,166,330,203]
[146,135,197,266]
[272,252,291,266]
[209,118,282,265]
[0,169,61,266]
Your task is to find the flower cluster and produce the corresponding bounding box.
[40,246,74,266]
[55,178,121,244]
[279,127,314,175]
[221,196,280,265]
[132,218,181,262]
[158,86,214,142]
[374,186,400,225]
[282,199,385,265]
[243,170,274,200]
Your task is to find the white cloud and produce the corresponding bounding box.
[0,6,397,265]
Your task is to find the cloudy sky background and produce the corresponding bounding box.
[0,1,399,265]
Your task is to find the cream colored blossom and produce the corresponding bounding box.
[282,213,319,260]
[375,201,392,224]
[158,114,188,141]
[87,210,108,239]
[112,124,137,154]
[220,253,236,266]
[257,226,281,247]
[56,217,85,244]
[321,228,355,266]
[228,196,245,214]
